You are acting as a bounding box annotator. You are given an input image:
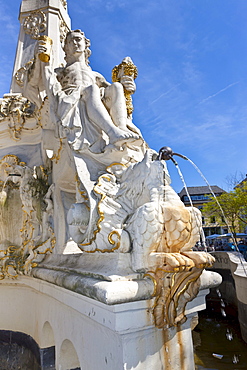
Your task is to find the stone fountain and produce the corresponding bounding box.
[0,1,221,369]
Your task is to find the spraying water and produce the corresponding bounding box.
[158,146,247,275]
[159,147,247,367]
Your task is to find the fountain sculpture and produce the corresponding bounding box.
[0,1,221,369]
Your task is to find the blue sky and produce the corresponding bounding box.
[0,0,246,192]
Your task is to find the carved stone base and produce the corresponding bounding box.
[0,271,221,370]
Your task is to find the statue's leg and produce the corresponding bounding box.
[83,84,138,143]
[104,83,143,137]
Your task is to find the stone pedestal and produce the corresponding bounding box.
[0,268,220,370]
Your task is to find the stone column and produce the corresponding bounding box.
[10,0,71,93]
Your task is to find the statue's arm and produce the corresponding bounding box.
[93,71,136,93]
[23,42,61,107]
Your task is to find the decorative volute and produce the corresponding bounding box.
[10,0,71,93]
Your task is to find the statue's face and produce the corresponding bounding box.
[65,32,86,57]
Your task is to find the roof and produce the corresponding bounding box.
[178,186,225,198]
[235,174,247,188]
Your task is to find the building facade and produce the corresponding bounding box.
[179,186,228,237]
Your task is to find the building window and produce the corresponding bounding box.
[210,216,216,223]
[184,195,209,202]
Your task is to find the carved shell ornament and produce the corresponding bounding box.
[23,10,46,39]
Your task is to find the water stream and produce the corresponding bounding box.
[161,147,247,275]
[173,160,207,249]
[160,147,247,368]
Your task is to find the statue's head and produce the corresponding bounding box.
[64,29,91,65]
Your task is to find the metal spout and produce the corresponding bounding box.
[158,146,188,163]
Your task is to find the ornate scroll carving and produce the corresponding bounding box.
[0,94,36,140]
[23,10,46,39]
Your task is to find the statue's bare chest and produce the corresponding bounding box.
[56,63,95,92]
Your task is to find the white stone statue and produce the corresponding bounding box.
[24,30,145,160]
[0,16,217,330]
[0,4,223,368]
[19,27,214,276]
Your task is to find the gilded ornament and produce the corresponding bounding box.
[50,138,63,163]
[38,36,53,63]
[79,174,122,253]
[75,174,89,202]
[79,175,107,250]
[148,267,203,329]
[23,10,46,39]
[108,230,121,250]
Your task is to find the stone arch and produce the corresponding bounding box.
[40,321,56,369]
[0,330,40,369]
[41,321,55,348]
[59,339,80,370]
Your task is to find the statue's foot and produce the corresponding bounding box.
[181,251,215,269]
[108,127,139,144]
[162,252,195,272]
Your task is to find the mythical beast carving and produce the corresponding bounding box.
[68,148,214,273]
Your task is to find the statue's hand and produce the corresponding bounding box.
[120,75,136,93]
[34,42,46,58]
[34,38,53,63]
